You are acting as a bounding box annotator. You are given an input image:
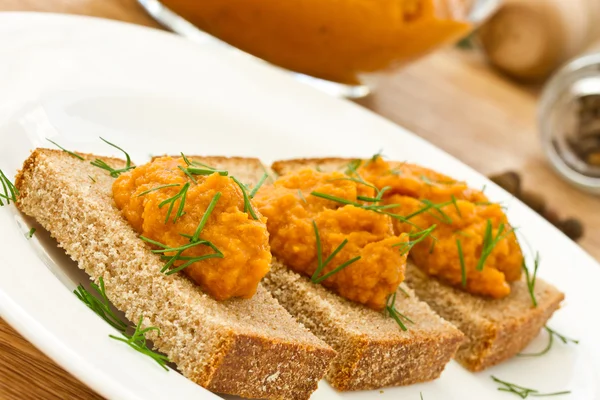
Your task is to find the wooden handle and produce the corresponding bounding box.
[477,0,600,81]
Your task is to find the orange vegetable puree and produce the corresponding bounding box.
[160,0,471,84]
[254,168,408,310]
[113,156,271,301]
[357,157,523,298]
[358,157,488,203]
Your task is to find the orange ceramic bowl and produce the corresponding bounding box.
[141,0,499,95]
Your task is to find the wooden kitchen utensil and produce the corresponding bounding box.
[476,0,600,81]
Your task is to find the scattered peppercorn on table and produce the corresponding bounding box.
[1,0,600,399]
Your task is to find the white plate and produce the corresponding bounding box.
[0,12,598,400]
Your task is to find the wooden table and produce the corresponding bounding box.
[1,1,599,399]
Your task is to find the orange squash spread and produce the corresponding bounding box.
[113,156,271,300]
[358,157,488,203]
[160,0,471,85]
[254,168,408,310]
[355,157,523,298]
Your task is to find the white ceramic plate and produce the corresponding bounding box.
[0,12,598,400]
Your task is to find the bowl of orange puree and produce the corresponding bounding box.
[139,0,500,97]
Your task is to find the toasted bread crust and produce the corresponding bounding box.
[272,157,352,176]
[190,155,464,390]
[15,149,335,400]
[404,263,564,371]
[272,157,565,372]
[265,262,463,390]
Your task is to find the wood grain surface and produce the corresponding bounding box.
[1,1,599,399]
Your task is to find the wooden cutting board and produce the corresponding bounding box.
[1,0,599,399]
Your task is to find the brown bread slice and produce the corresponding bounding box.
[271,157,565,371]
[405,263,564,371]
[15,149,336,400]
[188,155,464,391]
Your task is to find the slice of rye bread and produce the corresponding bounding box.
[15,149,336,400]
[271,157,565,371]
[187,155,465,391]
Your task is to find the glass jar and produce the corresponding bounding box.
[539,51,600,193]
[139,0,501,98]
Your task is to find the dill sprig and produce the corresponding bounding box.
[344,159,362,175]
[456,239,467,287]
[186,166,228,176]
[159,183,190,224]
[389,161,407,176]
[141,192,223,275]
[249,173,269,198]
[310,192,416,227]
[491,376,570,398]
[339,157,395,204]
[180,153,194,167]
[75,278,169,370]
[523,252,540,307]
[421,199,453,223]
[518,326,579,357]
[356,186,392,203]
[192,192,221,242]
[137,183,181,197]
[260,164,275,184]
[311,190,450,238]
[110,316,170,370]
[179,154,198,183]
[298,189,307,204]
[311,221,361,284]
[398,286,410,298]
[451,195,462,217]
[317,160,457,232]
[366,150,384,165]
[74,277,128,333]
[178,165,198,184]
[0,169,19,206]
[329,176,390,203]
[475,220,514,271]
[357,190,391,203]
[179,153,228,181]
[27,228,36,239]
[333,176,377,192]
[142,234,223,275]
[403,199,454,224]
[46,138,84,160]
[455,230,473,238]
[420,175,434,186]
[342,158,389,197]
[393,225,437,256]
[385,291,413,331]
[344,159,372,184]
[143,236,223,274]
[231,176,259,220]
[547,326,579,345]
[90,137,135,177]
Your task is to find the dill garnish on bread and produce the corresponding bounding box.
[272,156,564,372]
[15,148,335,400]
[187,155,464,391]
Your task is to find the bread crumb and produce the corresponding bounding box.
[266,371,281,383]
